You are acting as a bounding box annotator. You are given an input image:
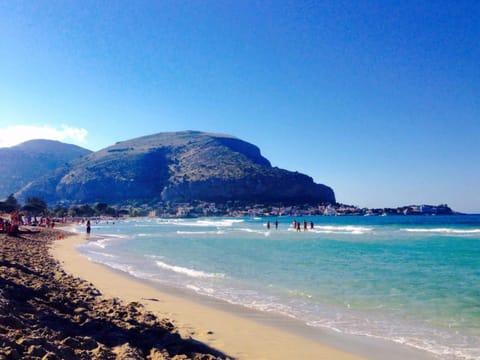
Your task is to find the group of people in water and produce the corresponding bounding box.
[266,219,314,231]
[266,220,279,230]
[293,219,315,231]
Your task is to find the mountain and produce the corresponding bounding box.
[0,140,91,199]
[15,131,335,205]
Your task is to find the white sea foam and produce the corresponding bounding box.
[298,225,374,235]
[237,227,266,235]
[145,254,165,260]
[180,219,244,227]
[186,284,216,295]
[112,263,155,280]
[287,225,372,235]
[82,238,113,249]
[82,257,150,279]
[99,233,129,239]
[176,230,225,235]
[155,219,185,225]
[79,233,129,250]
[305,308,480,360]
[87,251,116,258]
[155,260,225,279]
[403,228,480,235]
[186,284,201,292]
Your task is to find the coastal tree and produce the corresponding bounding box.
[117,208,130,216]
[0,194,20,213]
[53,205,69,217]
[22,197,48,216]
[93,202,117,216]
[69,204,95,217]
[104,205,118,216]
[68,206,81,217]
[79,204,95,217]
[94,202,108,214]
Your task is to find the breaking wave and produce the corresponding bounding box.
[155,261,225,279]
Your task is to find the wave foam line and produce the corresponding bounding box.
[306,319,480,360]
[86,251,116,258]
[155,261,225,279]
[238,228,266,235]
[303,225,373,235]
[403,228,480,234]
[176,230,225,235]
[178,219,245,227]
[81,239,113,249]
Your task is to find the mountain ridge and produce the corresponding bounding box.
[0,139,92,199]
[4,131,335,206]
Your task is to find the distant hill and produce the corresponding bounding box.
[15,131,335,206]
[0,140,91,199]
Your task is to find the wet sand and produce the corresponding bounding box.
[51,229,366,359]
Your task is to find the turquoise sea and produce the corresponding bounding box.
[75,215,480,359]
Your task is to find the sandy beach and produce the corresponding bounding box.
[0,226,362,359]
[1,226,435,359]
[0,227,227,359]
[51,229,369,360]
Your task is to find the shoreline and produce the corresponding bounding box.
[51,228,435,360]
[0,227,227,359]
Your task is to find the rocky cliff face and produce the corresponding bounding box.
[161,169,334,204]
[0,140,91,199]
[15,131,335,205]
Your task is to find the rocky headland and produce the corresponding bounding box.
[10,131,335,206]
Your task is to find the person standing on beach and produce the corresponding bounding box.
[86,220,91,234]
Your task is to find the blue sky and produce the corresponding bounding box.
[1,1,479,212]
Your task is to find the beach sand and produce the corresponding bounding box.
[1,226,433,359]
[50,230,367,360]
[0,227,226,359]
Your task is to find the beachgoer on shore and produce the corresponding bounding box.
[86,220,91,234]
[275,219,278,230]
[267,221,270,230]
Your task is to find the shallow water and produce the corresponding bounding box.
[76,215,480,359]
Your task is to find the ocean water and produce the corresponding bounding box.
[75,215,480,359]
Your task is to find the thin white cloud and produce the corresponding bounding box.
[0,124,88,148]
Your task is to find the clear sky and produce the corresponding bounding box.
[1,1,479,213]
